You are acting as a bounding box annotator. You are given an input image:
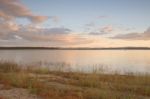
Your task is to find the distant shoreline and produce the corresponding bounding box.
[0,47,150,50]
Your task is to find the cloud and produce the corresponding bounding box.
[0,20,93,46]
[0,20,20,41]
[100,25,114,33]
[49,16,60,23]
[88,25,114,35]
[85,22,95,27]
[0,20,19,32]
[41,27,71,35]
[97,15,108,19]
[0,30,93,47]
[112,27,150,40]
[124,27,135,31]
[0,0,93,47]
[0,0,48,23]
[0,12,93,46]
[2,27,71,41]
[0,19,69,40]
[88,32,106,35]
[29,16,48,23]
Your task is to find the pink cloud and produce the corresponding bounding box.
[0,0,48,23]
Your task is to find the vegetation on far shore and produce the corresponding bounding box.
[0,61,150,99]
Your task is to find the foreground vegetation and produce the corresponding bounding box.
[0,62,150,99]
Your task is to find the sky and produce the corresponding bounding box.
[0,0,150,47]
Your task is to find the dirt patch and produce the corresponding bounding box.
[0,84,41,99]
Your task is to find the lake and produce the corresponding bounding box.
[0,50,150,74]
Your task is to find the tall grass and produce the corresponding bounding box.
[0,61,150,99]
[0,61,21,72]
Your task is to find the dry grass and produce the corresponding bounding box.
[0,62,150,99]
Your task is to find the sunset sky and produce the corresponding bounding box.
[0,0,150,47]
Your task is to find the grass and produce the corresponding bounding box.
[0,62,150,99]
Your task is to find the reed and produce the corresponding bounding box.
[0,61,150,99]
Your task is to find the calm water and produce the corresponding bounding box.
[0,50,150,74]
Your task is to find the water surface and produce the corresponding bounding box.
[0,50,150,74]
